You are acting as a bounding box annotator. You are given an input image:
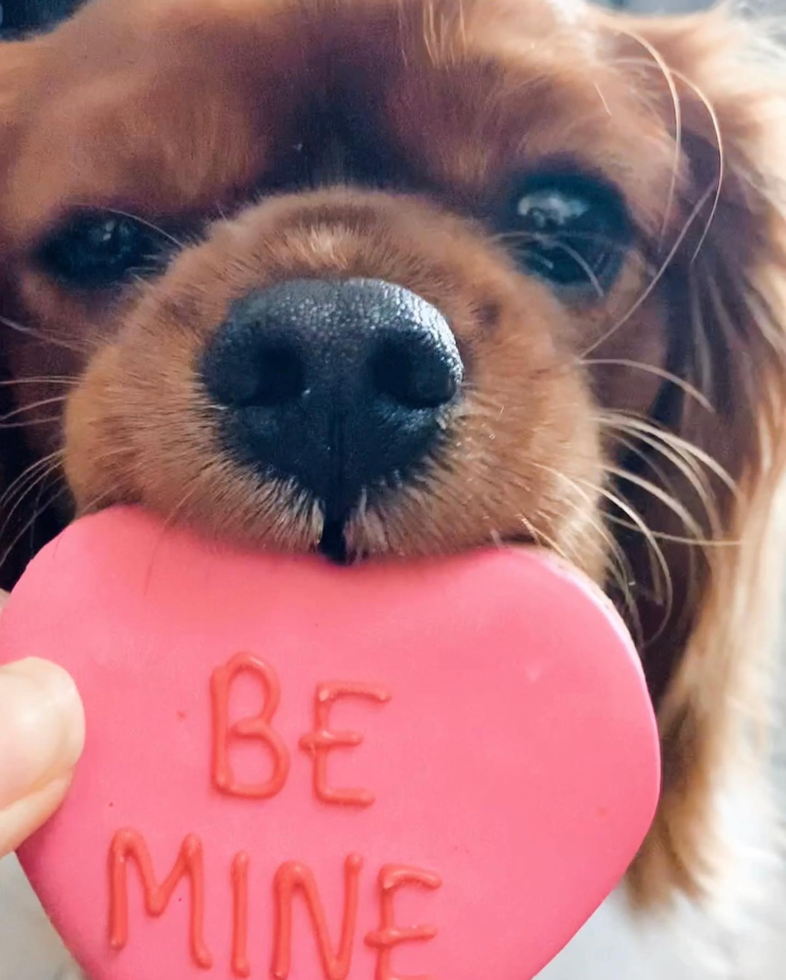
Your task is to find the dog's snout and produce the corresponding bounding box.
[201,278,463,512]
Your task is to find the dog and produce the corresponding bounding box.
[1,0,785,975]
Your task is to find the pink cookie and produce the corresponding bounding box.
[0,507,659,980]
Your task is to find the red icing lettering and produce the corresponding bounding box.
[231,852,251,978]
[299,683,392,806]
[365,864,443,980]
[211,653,290,798]
[272,855,363,980]
[108,829,212,969]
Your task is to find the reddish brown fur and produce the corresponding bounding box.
[1,0,786,910]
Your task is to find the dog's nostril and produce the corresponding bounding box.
[243,342,306,407]
[202,329,307,410]
[372,334,460,410]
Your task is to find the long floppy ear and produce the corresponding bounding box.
[601,7,786,904]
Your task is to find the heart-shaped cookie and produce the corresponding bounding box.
[1,507,659,980]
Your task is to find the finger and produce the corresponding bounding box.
[0,658,85,811]
[0,772,74,856]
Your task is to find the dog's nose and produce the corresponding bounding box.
[201,278,463,513]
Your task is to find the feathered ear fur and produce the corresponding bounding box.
[599,6,786,904]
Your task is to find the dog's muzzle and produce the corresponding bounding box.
[201,277,464,519]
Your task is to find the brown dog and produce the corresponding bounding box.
[1,0,785,947]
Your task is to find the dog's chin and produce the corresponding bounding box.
[71,479,541,570]
[318,516,536,565]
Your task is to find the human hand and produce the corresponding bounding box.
[0,590,84,857]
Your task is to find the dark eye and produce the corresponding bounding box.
[36,212,172,290]
[501,175,631,293]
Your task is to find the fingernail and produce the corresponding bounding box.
[0,658,85,810]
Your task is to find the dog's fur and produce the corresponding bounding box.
[1,0,786,961]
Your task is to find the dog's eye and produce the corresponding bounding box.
[502,175,630,293]
[36,212,171,290]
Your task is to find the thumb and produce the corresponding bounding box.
[0,591,85,855]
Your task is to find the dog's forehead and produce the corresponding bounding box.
[128,0,581,40]
[39,0,589,98]
[0,0,674,241]
[45,0,582,64]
